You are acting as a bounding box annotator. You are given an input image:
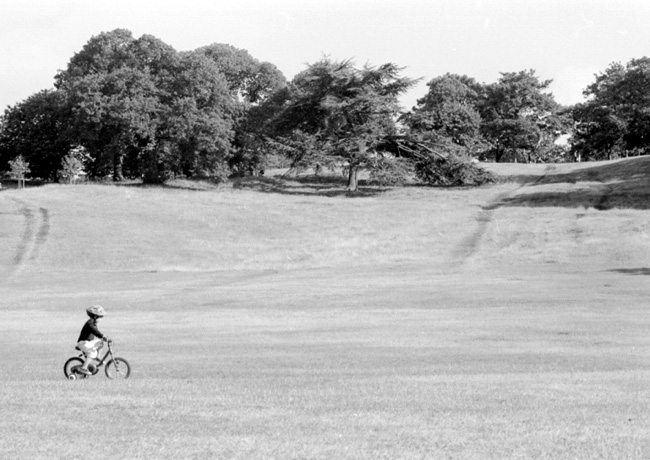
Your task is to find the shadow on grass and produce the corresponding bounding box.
[109,174,388,196]
[232,175,388,198]
[113,180,221,192]
[608,267,650,275]
[0,179,49,191]
[497,156,650,210]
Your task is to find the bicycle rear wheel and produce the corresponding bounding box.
[105,357,131,379]
[64,357,87,380]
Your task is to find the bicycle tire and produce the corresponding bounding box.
[64,357,87,380]
[105,357,131,379]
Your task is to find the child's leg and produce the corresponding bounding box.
[80,356,92,373]
[78,341,99,373]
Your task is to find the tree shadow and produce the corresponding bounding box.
[499,174,550,185]
[497,156,650,210]
[113,179,222,192]
[231,175,389,198]
[109,174,388,196]
[0,179,49,191]
[608,268,650,275]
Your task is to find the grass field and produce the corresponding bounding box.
[1,158,650,459]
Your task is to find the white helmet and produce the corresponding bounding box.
[86,305,106,318]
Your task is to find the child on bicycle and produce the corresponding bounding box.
[76,305,109,375]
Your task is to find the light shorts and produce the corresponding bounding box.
[76,338,102,359]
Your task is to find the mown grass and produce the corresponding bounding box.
[1,158,650,459]
[1,369,647,460]
[0,180,492,273]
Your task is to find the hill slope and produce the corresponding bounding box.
[1,156,649,278]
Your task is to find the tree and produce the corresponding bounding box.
[56,30,164,180]
[0,30,286,184]
[0,89,73,180]
[194,44,287,175]
[478,70,568,162]
[9,155,30,188]
[405,74,484,148]
[268,58,418,190]
[194,43,286,104]
[404,71,569,164]
[55,30,237,183]
[374,135,496,186]
[58,148,86,184]
[156,51,238,182]
[572,57,650,161]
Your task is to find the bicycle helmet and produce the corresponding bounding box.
[86,305,106,318]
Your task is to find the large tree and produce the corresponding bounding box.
[268,58,418,190]
[403,73,486,157]
[572,57,650,161]
[193,43,287,175]
[404,70,569,163]
[0,89,72,180]
[160,51,238,181]
[478,70,568,163]
[56,30,170,180]
[55,30,238,183]
[194,43,286,104]
[2,31,286,183]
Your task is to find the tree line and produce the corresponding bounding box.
[1,29,648,190]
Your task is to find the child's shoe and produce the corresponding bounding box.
[77,368,91,375]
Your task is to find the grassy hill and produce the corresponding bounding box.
[1,157,649,459]
[2,156,649,275]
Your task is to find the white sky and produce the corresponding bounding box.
[1,0,650,111]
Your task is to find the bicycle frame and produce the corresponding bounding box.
[66,338,130,380]
[78,340,116,370]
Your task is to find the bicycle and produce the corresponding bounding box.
[64,338,131,380]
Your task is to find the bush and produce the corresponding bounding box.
[416,152,496,186]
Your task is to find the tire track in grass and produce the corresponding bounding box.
[594,184,614,211]
[6,198,50,275]
[10,201,34,269]
[454,162,619,266]
[30,207,50,261]
[453,167,552,265]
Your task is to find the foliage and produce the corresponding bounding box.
[194,44,288,176]
[8,155,30,188]
[58,148,86,184]
[0,89,72,180]
[415,151,496,186]
[54,30,242,183]
[406,71,570,164]
[376,136,496,186]
[266,58,418,190]
[478,70,569,163]
[571,57,650,161]
[194,43,286,104]
[404,73,486,153]
[0,30,287,185]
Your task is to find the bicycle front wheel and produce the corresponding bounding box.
[105,357,131,379]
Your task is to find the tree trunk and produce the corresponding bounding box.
[113,151,125,182]
[347,141,365,191]
[495,148,503,163]
[347,165,359,191]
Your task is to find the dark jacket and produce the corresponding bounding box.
[77,318,104,342]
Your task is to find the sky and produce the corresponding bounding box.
[2,0,650,112]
